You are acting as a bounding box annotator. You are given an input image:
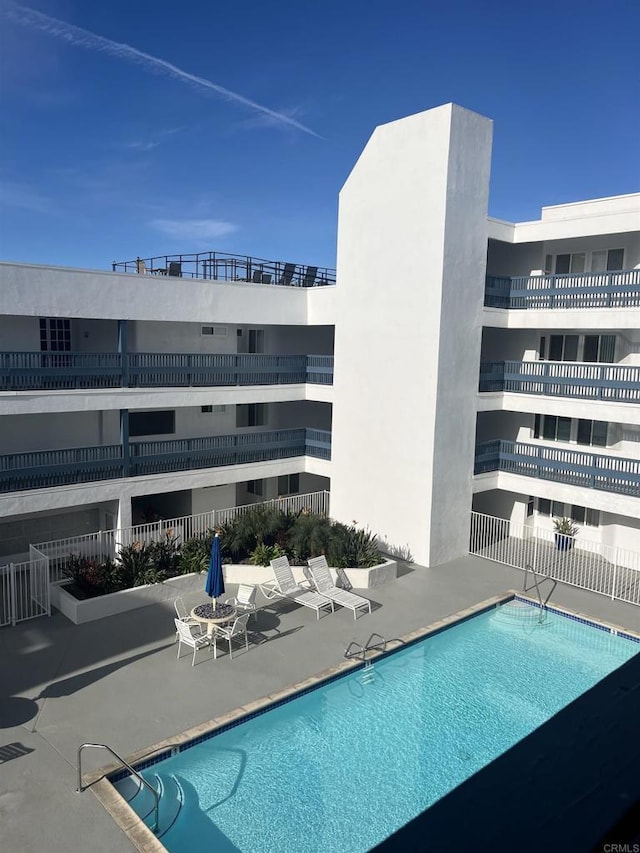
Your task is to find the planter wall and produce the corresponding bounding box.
[50,559,398,625]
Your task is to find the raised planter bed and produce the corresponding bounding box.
[50,559,398,625]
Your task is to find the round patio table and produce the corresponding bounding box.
[190,603,236,638]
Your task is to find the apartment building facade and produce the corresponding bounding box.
[1,104,638,570]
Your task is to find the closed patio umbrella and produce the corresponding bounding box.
[205,533,225,610]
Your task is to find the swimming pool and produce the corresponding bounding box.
[111,598,639,852]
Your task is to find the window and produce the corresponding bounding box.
[202,404,226,414]
[537,498,551,516]
[40,318,71,352]
[247,479,263,496]
[213,405,226,414]
[248,329,264,353]
[571,505,600,526]
[554,253,585,274]
[591,248,624,272]
[533,413,541,439]
[548,334,578,362]
[236,403,267,427]
[551,500,564,518]
[539,336,546,360]
[278,473,300,496]
[582,334,615,363]
[201,325,227,337]
[201,405,213,413]
[129,410,175,437]
[526,496,534,517]
[542,415,571,442]
[577,420,608,447]
[586,508,600,527]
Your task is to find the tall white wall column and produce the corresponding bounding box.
[330,104,493,566]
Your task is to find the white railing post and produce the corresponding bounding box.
[611,549,618,601]
[9,562,16,627]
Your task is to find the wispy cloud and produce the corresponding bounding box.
[121,139,161,152]
[0,181,53,214]
[151,219,238,241]
[2,2,322,138]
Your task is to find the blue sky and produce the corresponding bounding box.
[1,0,638,270]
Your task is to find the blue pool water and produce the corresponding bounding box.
[115,601,638,852]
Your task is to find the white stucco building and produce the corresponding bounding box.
[1,103,638,570]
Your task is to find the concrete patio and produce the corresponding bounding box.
[1,555,639,853]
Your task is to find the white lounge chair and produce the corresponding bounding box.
[307,556,372,620]
[225,584,257,623]
[262,557,333,620]
[174,619,212,666]
[212,613,251,660]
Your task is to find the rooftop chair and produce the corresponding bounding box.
[307,556,372,620]
[302,265,318,287]
[262,556,333,620]
[174,597,205,638]
[212,612,251,660]
[174,619,212,666]
[279,262,296,286]
[225,584,257,622]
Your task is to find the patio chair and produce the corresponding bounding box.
[279,262,296,286]
[174,619,212,666]
[307,556,372,620]
[225,584,257,622]
[302,265,318,287]
[212,613,251,660]
[174,597,204,637]
[261,557,333,620]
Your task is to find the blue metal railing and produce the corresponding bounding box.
[0,352,333,391]
[0,429,332,493]
[474,439,640,497]
[479,360,640,403]
[484,268,640,310]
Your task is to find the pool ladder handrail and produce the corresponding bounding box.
[523,564,557,620]
[76,742,159,834]
[345,632,387,661]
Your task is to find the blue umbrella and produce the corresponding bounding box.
[205,534,225,610]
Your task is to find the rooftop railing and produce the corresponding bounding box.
[0,352,334,391]
[484,268,640,309]
[479,360,640,403]
[0,428,332,493]
[475,439,640,497]
[112,251,336,287]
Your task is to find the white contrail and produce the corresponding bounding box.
[2,1,321,138]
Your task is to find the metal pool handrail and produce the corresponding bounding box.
[345,632,388,660]
[523,564,558,621]
[76,742,159,833]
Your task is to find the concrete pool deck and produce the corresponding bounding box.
[1,554,639,853]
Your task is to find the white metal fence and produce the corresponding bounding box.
[0,548,50,626]
[35,490,331,582]
[470,510,640,606]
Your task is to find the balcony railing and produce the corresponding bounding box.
[0,429,332,493]
[475,439,640,497]
[0,352,333,392]
[112,250,336,287]
[479,360,640,403]
[484,269,640,309]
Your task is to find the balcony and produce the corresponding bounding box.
[479,361,640,403]
[474,440,640,497]
[484,269,640,310]
[0,353,334,392]
[0,429,332,493]
[112,250,336,287]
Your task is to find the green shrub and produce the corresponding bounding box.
[288,512,335,562]
[178,534,211,575]
[146,531,180,575]
[62,555,119,598]
[249,543,287,566]
[116,541,152,588]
